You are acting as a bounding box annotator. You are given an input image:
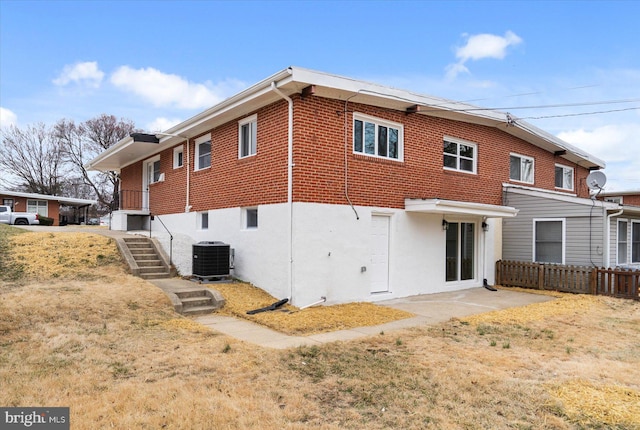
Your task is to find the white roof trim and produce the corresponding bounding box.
[0,190,96,206]
[405,198,518,218]
[86,66,605,172]
[503,183,621,209]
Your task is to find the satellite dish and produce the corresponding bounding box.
[587,171,607,190]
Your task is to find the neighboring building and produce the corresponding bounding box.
[599,190,640,207]
[501,185,640,270]
[86,67,605,306]
[0,190,96,226]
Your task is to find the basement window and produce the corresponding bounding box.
[199,212,209,230]
[243,207,258,229]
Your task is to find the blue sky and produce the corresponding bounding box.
[1,0,639,191]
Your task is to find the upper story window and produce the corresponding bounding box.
[555,164,574,191]
[353,113,403,161]
[510,153,534,184]
[239,114,257,158]
[443,137,477,174]
[195,135,211,170]
[173,145,184,169]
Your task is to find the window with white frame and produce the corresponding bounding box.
[27,200,48,217]
[2,198,14,210]
[195,135,211,170]
[618,220,628,265]
[510,153,534,184]
[534,219,564,264]
[632,221,640,263]
[555,164,574,190]
[443,137,477,174]
[173,145,184,169]
[147,159,161,183]
[605,196,623,204]
[243,207,258,229]
[353,113,403,161]
[199,212,209,230]
[239,114,257,158]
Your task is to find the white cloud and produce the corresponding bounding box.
[110,66,245,110]
[446,31,522,80]
[0,107,18,128]
[557,124,640,163]
[146,117,183,133]
[558,123,640,190]
[53,61,105,87]
[456,31,522,62]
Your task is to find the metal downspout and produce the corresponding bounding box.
[605,208,624,268]
[270,81,294,303]
[186,137,191,212]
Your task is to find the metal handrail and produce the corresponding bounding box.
[149,213,173,266]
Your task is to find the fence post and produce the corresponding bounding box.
[590,268,597,295]
[538,264,545,290]
[496,260,501,286]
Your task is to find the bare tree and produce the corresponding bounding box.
[55,114,137,211]
[0,123,67,194]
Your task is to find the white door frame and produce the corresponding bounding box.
[370,214,391,294]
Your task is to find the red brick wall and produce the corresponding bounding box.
[292,96,591,209]
[148,144,187,214]
[119,161,144,210]
[622,195,640,206]
[120,94,592,214]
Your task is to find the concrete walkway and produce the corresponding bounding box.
[153,278,554,349]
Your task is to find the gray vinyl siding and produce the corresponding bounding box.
[502,191,606,266]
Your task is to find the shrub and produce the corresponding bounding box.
[38,216,54,226]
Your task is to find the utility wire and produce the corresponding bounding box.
[518,106,640,120]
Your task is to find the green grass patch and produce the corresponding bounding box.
[0,224,28,281]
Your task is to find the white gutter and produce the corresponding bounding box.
[604,207,624,268]
[270,81,294,304]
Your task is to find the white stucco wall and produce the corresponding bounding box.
[144,202,503,307]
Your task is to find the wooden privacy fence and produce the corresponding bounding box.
[496,260,640,301]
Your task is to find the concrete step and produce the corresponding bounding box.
[180,296,214,308]
[140,272,171,279]
[139,265,167,274]
[127,243,154,250]
[136,260,163,267]
[181,305,218,316]
[174,289,210,299]
[131,253,159,261]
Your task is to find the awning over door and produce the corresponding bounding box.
[405,198,518,218]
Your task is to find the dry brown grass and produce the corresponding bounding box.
[211,282,414,335]
[1,227,639,429]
